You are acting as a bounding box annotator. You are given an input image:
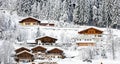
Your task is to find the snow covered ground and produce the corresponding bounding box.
[19,58,120,64]
[1,11,120,64]
[11,25,120,64]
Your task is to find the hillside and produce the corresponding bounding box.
[0,6,120,64]
[0,0,120,28]
[12,25,120,64]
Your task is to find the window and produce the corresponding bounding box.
[88,30,95,34]
[25,23,30,25]
[33,23,36,25]
[98,35,102,37]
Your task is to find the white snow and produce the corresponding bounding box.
[26,40,36,44]
[1,11,120,64]
[0,40,4,46]
[76,41,95,43]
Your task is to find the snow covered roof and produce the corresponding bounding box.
[41,20,54,23]
[16,50,33,55]
[78,27,103,33]
[36,36,57,40]
[16,42,24,44]
[40,20,49,23]
[31,45,47,50]
[77,46,93,50]
[78,26,105,32]
[44,46,64,51]
[47,48,63,52]
[15,47,30,51]
[26,40,36,44]
[19,17,40,23]
[76,41,95,43]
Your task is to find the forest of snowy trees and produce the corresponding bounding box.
[0,0,120,28]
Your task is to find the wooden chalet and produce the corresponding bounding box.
[31,46,47,60]
[15,50,34,62]
[14,47,65,62]
[31,46,47,53]
[47,48,63,54]
[19,17,40,26]
[46,48,64,58]
[15,47,30,53]
[78,27,103,35]
[77,27,103,46]
[35,36,57,45]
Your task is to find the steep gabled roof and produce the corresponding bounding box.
[16,50,33,56]
[19,17,40,23]
[36,36,57,40]
[78,27,103,34]
[47,48,63,53]
[15,47,30,53]
[31,45,47,51]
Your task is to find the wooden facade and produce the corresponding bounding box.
[77,43,95,46]
[16,51,34,62]
[15,47,30,53]
[14,47,65,62]
[78,27,103,34]
[47,48,64,58]
[36,36,57,45]
[19,17,40,26]
[47,48,63,54]
[77,27,103,46]
[31,46,47,53]
[19,17,55,27]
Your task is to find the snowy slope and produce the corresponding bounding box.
[1,10,120,64]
